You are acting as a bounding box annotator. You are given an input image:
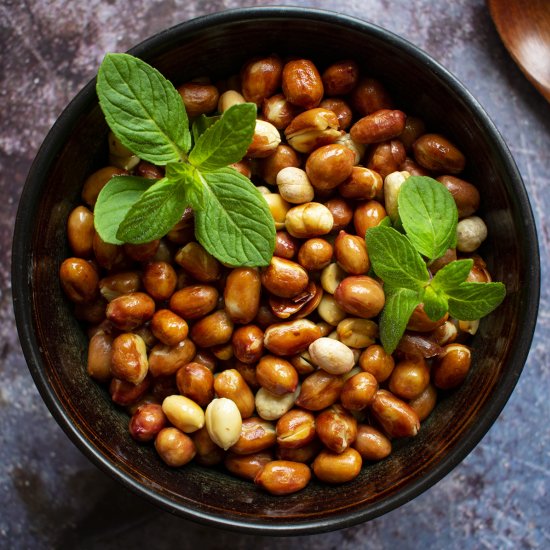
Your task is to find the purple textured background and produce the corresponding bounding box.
[1,0,549,548]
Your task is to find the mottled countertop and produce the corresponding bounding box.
[1,0,549,548]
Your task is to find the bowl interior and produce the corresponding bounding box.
[14,8,539,534]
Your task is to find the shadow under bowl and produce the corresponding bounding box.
[12,6,540,535]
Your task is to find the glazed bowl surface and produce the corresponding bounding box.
[12,7,540,534]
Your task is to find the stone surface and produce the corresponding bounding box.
[1,0,549,548]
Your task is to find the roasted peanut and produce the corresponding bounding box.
[351,77,393,116]
[231,324,264,364]
[339,167,383,200]
[276,441,322,463]
[320,262,347,295]
[268,281,317,319]
[308,337,355,375]
[175,242,221,282]
[297,238,333,271]
[341,372,378,410]
[285,202,334,238]
[407,304,448,332]
[217,89,245,112]
[316,405,357,453]
[148,338,196,377]
[211,342,233,361]
[336,318,378,349]
[305,144,355,190]
[170,285,219,319]
[322,59,359,96]
[255,386,300,421]
[259,144,301,185]
[241,54,283,105]
[334,231,370,275]
[320,98,353,129]
[370,390,420,438]
[225,451,273,480]
[214,369,255,419]
[263,193,291,230]
[276,167,315,204]
[429,248,458,275]
[162,395,205,433]
[106,292,155,331]
[82,166,127,207]
[99,271,141,302]
[59,258,98,304]
[124,240,159,262]
[282,59,323,109]
[408,384,438,421]
[176,362,214,407]
[67,206,95,258]
[353,425,391,461]
[142,261,177,301]
[323,198,352,231]
[256,355,299,395]
[111,333,149,385]
[191,426,225,466]
[276,409,316,449]
[230,417,277,455]
[177,82,219,117]
[246,119,281,158]
[312,448,362,484]
[432,343,472,389]
[456,216,488,252]
[359,345,395,382]
[413,133,465,174]
[296,370,345,411]
[437,175,480,218]
[274,231,298,260]
[264,319,321,356]
[155,427,196,467]
[353,200,388,238]
[334,276,385,319]
[151,309,188,346]
[129,403,167,442]
[109,376,151,406]
[383,170,410,223]
[367,139,406,179]
[262,94,302,130]
[317,294,346,326]
[191,310,234,348]
[87,331,113,383]
[255,460,311,495]
[75,297,107,325]
[223,267,261,324]
[205,397,242,450]
[284,108,340,153]
[261,257,309,298]
[351,109,406,145]
[388,356,431,400]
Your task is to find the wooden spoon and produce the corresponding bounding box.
[488,0,550,102]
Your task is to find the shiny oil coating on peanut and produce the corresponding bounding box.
[62,53,489,497]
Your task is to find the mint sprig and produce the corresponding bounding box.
[94,53,275,267]
[366,176,505,353]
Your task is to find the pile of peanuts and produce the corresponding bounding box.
[59,55,494,496]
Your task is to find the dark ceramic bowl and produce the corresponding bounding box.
[13,7,540,535]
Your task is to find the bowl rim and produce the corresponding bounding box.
[12,5,541,535]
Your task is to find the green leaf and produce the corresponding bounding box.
[366,226,430,291]
[194,167,276,266]
[379,288,423,354]
[97,53,191,165]
[398,176,458,260]
[422,284,448,321]
[188,103,257,171]
[447,281,506,320]
[166,162,206,210]
[117,177,188,244]
[431,259,473,292]
[94,176,153,244]
[192,114,220,143]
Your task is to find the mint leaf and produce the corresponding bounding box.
[422,285,448,321]
[189,103,257,171]
[447,281,506,320]
[97,53,191,165]
[431,259,473,291]
[94,176,153,244]
[366,226,430,291]
[117,177,187,243]
[380,287,423,354]
[165,162,206,210]
[192,114,220,143]
[398,176,458,260]
[194,167,276,266]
